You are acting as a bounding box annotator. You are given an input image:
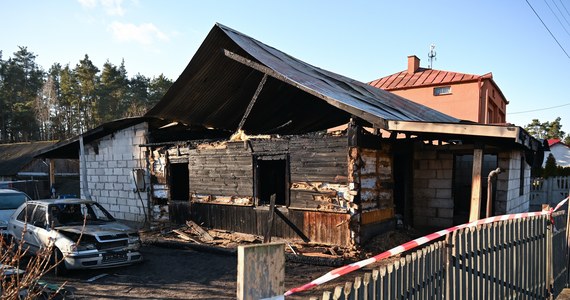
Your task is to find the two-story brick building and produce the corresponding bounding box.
[369,56,508,124]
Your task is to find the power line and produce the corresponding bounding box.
[560,0,570,18]
[508,102,570,114]
[543,0,570,36]
[525,0,570,59]
[552,0,570,28]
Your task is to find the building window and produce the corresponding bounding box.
[433,86,451,96]
[254,154,289,206]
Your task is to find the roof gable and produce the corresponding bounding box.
[145,23,458,135]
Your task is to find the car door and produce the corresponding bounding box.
[26,205,48,252]
[11,203,37,251]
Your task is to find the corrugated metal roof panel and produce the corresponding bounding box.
[145,24,458,135]
[0,141,57,176]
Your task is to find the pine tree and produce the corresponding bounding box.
[543,153,558,178]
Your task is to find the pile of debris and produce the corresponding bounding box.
[142,220,422,267]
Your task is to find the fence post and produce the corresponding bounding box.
[567,191,570,288]
[237,243,285,300]
[445,234,453,300]
[547,217,554,297]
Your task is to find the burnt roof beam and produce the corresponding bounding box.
[222,49,389,130]
[237,73,268,132]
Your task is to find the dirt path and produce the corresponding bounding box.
[41,244,380,299]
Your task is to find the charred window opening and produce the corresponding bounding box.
[254,155,289,206]
[169,163,189,201]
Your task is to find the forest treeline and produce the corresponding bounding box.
[0,46,173,143]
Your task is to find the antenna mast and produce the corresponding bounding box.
[428,44,437,69]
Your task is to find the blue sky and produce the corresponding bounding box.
[2,1,570,130]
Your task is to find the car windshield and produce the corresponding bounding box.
[0,193,28,210]
[49,202,115,226]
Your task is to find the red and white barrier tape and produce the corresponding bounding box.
[284,197,569,296]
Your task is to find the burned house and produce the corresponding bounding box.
[36,24,544,247]
[141,24,543,246]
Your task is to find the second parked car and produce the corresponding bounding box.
[0,188,30,234]
[8,198,143,273]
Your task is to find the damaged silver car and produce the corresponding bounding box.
[7,199,143,273]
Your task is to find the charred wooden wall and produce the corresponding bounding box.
[166,134,354,246]
[187,203,352,246]
[188,142,254,199]
[287,135,349,210]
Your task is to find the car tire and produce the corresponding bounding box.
[52,248,68,276]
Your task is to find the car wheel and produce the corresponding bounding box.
[51,248,67,276]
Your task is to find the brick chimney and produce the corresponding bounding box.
[407,55,420,74]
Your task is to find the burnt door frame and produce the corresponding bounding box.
[253,154,290,207]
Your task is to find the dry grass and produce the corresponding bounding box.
[0,221,79,299]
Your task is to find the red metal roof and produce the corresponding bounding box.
[369,68,489,90]
[548,138,562,146]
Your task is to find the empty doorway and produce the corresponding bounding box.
[169,163,189,201]
[254,156,289,206]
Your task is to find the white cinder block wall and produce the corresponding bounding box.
[496,150,530,214]
[413,146,531,229]
[412,147,454,228]
[81,123,149,222]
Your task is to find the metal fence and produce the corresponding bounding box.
[531,176,570,211]
[313,211,569,300]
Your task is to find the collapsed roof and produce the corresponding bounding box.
[145,23,458,135]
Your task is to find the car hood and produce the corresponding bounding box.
[55,222,136,236]
[0,209,16,225]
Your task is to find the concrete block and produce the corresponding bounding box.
[117,198,127,205]
[117,160,127,168]
[415,150,437,160]
[415,189,436,199]
[428,217,453,228]
[95,168,105,176]
[113,183,123,190]
[436,188,452,199]
[108,160,117,168]
[428,179,451,189]
[118,175,128,183]
[127,199,138,207]
[119,205,130,213]
[428,160,442,170]
[108,175,118,183]
[428,198,454,209]
[414,179,429,189]
[119,191,130,198]
[104,183,114,190]
[129,206,140,214]
[109,190,119,197]
[414,170,435,179]
[123,212,136,221]
[418,207,437,217]
[438,208,454,219]
[436,170,452,179]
